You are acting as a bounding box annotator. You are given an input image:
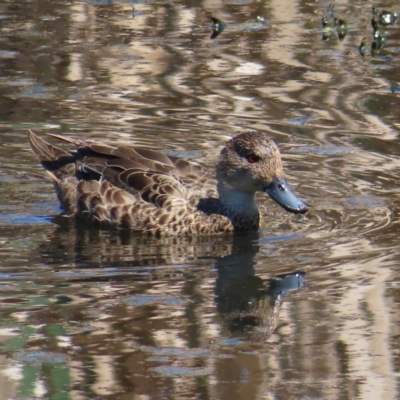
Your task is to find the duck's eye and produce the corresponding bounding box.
[246,154,260,163]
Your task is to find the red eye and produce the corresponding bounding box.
[246,154,260,163]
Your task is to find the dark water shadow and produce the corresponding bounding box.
[215,235,305,343]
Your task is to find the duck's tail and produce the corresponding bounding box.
[28,130,82,215]
[28,130,76,183]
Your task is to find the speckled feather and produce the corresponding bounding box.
[28,130,297,235]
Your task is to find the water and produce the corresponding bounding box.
[0,0,400,398]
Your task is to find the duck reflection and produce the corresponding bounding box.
[38,217,234,267]
[37,220,305,343]
[17,222,309,398]
[215,236,305,342]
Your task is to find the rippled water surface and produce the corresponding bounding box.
[1,0,400,399]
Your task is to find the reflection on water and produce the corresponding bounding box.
[0,229,308,399]
[215,238,306,342]
[1,0,400,398]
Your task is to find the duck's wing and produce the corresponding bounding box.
[51,133,217,198]
[102,156,217,208]
[29,131,216,209]
[168,157,217,198]
[47,133,176,175]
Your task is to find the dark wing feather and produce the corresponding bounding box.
[120,169,155,193]
[131,148,175,166]
[47,133,88,147]
[105,159,147,171]
[88,143,124,158]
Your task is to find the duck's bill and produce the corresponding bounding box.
[265,177,308,214]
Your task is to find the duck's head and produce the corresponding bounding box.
[216,131,308,214]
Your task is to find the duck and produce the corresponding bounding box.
[27,130,308,235]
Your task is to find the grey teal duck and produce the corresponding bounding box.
[28,130,308,235]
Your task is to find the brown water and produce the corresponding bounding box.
[1,0,400,399]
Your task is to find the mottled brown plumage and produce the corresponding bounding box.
[28,130,307,235]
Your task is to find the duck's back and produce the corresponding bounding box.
[28,131,235,235]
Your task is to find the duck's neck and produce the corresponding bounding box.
[217,185,260,232]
